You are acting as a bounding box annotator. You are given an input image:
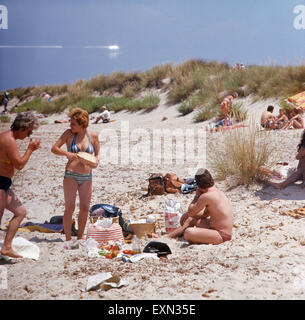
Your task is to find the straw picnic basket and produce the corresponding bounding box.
[77,152,98,167]
[129,222,156,239]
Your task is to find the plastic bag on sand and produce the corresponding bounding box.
[84,238,99,249]
[0,237,40,261]
[83,238,100,258]
[164,199,182,233]
[86,272,129,291]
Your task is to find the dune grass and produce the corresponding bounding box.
[2,59,305,119]
[173,62,305,121]
[209,120,273,185]
[0,115,10,123]
[75,94,160,114]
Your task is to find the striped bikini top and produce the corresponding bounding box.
[69,131,94,154]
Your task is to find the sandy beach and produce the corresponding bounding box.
[1,92,305,300]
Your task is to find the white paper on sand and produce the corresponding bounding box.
[86,272,112,291]
[121,252,159,263]
[0,237,40,261]
[102,279,129,291]
[130,253,159,262]
[86,272,129,291]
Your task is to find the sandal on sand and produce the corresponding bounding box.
[64,240,79,250]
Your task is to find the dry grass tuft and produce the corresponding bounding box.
[209,119,273,185]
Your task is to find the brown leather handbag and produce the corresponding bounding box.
[148,173,165,195]
[163,173,184,193]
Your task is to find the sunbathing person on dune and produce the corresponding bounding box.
[268,130,305,189]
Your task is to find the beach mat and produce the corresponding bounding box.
[288,91,305,110]
[209,124,248,132]
[280,207,305,219]
[54,119,69,124]
[102,120,116,124]
[19,222,64,233]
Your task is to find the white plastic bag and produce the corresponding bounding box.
[95,218,112,228]
[164,199,182,233]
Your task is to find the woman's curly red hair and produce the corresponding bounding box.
[68,108,89,128]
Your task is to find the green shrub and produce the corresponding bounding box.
[177,98,198,115]
[0,115,10,123]
[18,98,42,112]
[194,105,219,122]
[139,94,160,111]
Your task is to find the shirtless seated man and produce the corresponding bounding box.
[261,105,278,129]
[166,168,233,245]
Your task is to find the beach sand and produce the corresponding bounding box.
[1,92,305,300]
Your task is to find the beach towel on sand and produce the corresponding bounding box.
[20,222,64,233]
[209,124,248,132]
[19,216,78,235]
[0,237,40,260]
[288,91,305,110]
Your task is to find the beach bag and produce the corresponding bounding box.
[148,173,165,195]
[89,204,131,235]
[139,173,165,199]
[164,199,182,233]
[86,221,124,245]
[163,173,184,193]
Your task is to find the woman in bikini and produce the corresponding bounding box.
[281,109,304,130]
[219,92,238,126]
[268,130,305,189]
[51,108,100,246]
[275,109,288,129]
